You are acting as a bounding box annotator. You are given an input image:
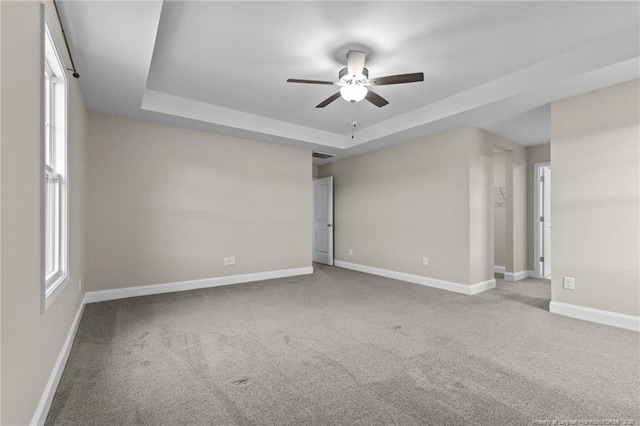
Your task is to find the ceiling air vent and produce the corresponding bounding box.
[312,151,336,159]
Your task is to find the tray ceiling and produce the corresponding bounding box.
[58,1,640,162]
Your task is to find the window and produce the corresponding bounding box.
[43,23,68,310]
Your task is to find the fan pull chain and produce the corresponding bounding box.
[351,102,356,139]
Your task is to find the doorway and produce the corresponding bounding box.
[494,149,508,276]
[313,176,333,265]
[534,162,551,279]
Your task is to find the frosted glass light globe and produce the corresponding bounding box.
[340,84,368,102]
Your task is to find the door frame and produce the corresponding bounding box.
[533,161,551,279]
[312,176,334,265]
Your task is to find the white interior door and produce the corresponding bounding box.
[542,167,552,278]
[313,177,333,265]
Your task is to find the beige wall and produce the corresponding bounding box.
[0,1,4,420]
[468,132,495,283]
[525,143,551,271]
[318,126,494,285]
[494,151,507,268]
[551,79,639,316]
[1,2,88,423]
[87,113,312,291]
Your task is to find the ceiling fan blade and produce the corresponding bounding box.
[368,72,424,86]
[316,92,341,108]
[365,90,389,108]
[347,50,366,77]
[287,78,335,85]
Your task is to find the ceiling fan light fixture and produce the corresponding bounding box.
[340,84,368,103]
[287,52,423,108]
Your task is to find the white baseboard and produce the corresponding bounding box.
[504,270,534,281]
[84,267,314,304]
[31,297,86,426]
[334,260,495,295]
[494,265,506,274]
[550,301,640,332]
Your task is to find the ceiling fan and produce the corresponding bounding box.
[287,50,424,108]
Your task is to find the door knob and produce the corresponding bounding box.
[327,224,333,227]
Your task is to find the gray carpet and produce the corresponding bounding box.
[46,265,639,425]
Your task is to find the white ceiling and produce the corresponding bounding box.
[58,1,640,163]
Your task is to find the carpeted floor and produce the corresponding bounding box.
[46,264,639,425]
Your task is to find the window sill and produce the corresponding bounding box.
[43,273,68,312]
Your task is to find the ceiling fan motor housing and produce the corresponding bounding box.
[339,67,369,84]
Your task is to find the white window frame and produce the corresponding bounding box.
[42,20,69,311]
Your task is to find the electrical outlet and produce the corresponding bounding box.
[78,277,82,292]
[563,277,575,290]
[422,257,428,266]
[223,257,230,266]
[229,256,235,265]
[349,249,353,256]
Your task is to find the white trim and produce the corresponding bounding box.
[494,265,506,274]
[41,19,70,313]
[334,260,495,295]
[550,301,640,332]
[504,270,534,281]
[533,161,551,279]
[84,267,314,304]
[31,297,86,426]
